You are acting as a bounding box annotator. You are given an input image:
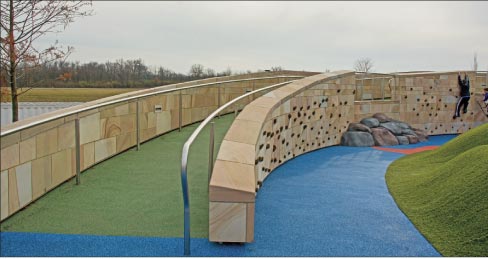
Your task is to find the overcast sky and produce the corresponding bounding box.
[37,1,488,74]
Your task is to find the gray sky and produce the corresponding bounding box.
[37,1,488,74]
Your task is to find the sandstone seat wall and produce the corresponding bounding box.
[209,71,357,242]
[0,72,310,221]
[209,70,488,243]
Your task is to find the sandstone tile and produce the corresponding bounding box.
[81,142,95,170]
[251,96,280,109]
[147,112,157,129]
[36,128,58,158]
[116,132,135,153]
[51,149,72,187]
[224,119,262,145]
[100,117,121,138]
[210,160,255,196]
[20,118,64,141]
[57,121,75,151]
[8,168,19,215]
[0,132,20,149]
[156,111,171,135]
[217,141,255,165]
[1,144,19,171]
[94,137,116,163]
[209,202,247,242]
[15,162,32,208]
[31,156,51,199]
[1,170,8,220]
[80,113,100,145]
[237,106,270,123]
[142,127,157,142]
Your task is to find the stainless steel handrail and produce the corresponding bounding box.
[0,76,303,136]
[180,80,297,255]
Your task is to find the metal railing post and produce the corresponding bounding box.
[179,90,183,131]
[371,75,376,101]
[361,76,364,101]
[181,141,191,256]
[136,100,140,150]
[217,84,221,119]
[380,78,384,100]
[75,118,81,185]
[208,122,215,183]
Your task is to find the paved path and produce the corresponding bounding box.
[0,135,457,256]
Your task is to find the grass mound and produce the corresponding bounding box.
[386,123,488,256]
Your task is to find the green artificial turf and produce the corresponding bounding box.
[386,123,488,256]
[0,114,235,239]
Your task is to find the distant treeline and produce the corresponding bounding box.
[6,59,273,89]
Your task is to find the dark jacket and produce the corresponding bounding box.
[458,75,470,97]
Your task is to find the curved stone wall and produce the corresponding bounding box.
[209,70,488,243]
[0,71,313,221]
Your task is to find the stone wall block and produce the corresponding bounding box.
[1,170,9,220]
[1,144,19,171]
[36,128,58,158]
[94,137,116,163]
[31,156,51,199]
[80,113,101,145]
[15,162,32,208]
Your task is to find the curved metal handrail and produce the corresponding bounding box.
[180,80,297,255]
[0,75,303,136]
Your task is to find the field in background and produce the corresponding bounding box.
[0,88,142,102]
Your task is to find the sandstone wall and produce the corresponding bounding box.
[209,71,356,242]
[0,73,305,221]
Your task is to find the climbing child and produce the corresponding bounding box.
[453,72,470,119]
[483,87,488,112]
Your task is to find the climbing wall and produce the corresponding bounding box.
[254,75,356,185]
[394,72,488,135]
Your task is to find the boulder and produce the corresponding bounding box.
[341,131,375,147]
[373,113,392,123]
[380,122,403,135]
[371,127,399,146]
[401,128,417,136]
[347,123,372,133]
[360,117,380,128]
[396,122,411,130]
[396,135,409,145]
[413,128,429,142]
[406,135,419,144]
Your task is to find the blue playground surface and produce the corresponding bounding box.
[0,135,457,256]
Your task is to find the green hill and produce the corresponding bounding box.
[386,123,488,256]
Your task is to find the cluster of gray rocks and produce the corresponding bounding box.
[341,113,429,147]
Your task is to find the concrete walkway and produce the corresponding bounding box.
[0,135,456,256]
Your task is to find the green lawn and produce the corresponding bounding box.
[0,114,235,238]
[1,88,141,102]
[386,123,488,256]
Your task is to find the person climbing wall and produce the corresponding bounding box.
[483,87,488,113]
[453,72,470,119]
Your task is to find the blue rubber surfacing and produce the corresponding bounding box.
[0,135,457,256]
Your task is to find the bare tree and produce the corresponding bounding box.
[189,64,204,78]
[0,0,93,122]
[271,66,283,72]
[354,57,374,73]
[204,68,215,77]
